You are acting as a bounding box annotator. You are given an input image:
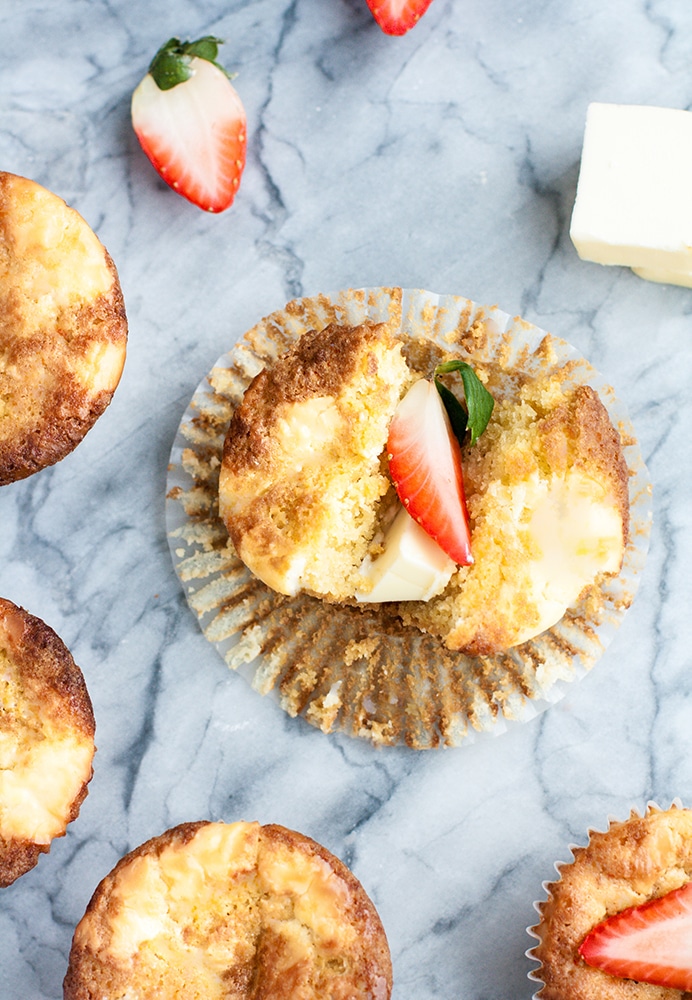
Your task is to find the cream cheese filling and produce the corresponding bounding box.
[357,468,624,646]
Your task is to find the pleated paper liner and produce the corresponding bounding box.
[165,287,652,749]
[526,800,689,999]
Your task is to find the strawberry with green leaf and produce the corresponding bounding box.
[131,36,246,213]
[579,880,692,991]
[366,0,435,36]
[387,361,493,566]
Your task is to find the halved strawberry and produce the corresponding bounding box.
[387,378,473,566]
[365,0,435,35]
[579,880,692,991]
[131,36,246,213]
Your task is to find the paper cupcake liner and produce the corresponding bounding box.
[165,286,652,749]
[526,799,688,999]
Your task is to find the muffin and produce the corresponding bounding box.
[0,171,128,484]
[167,287,650,747]
[529,804,692,999]
[0,597,95,887]
[219,317,629,657]
[64,819,393,1000]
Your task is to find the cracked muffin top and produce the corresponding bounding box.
[64,819,392,1000]
[0,171,127,484]
[0,596,95,887]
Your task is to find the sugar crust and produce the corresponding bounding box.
[532,805,692,1000]
[0,597,95,887]
[64,820,392,1000]
[0,171,127,484]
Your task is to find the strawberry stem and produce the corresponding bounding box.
[148,36,229,91]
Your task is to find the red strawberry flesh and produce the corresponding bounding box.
[387,377,473,566]
[366,0,434,35]
[579,880,692,992]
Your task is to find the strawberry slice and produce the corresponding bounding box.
[365,0,435,35]
[131,36,246,213]
[579,880,692,991]
[387,378,473,566]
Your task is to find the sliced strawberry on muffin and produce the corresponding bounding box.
[579,880,692,992]
[386,361,493,567]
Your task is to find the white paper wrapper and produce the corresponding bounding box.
[165,287,652,749]
[526,800,688,999]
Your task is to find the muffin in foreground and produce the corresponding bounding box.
[167,287,651,748]
[0,171,128,485]
[64,819,392,1000]
[529,804,692,999]
[0,597,95,887]
[219,315,629,657]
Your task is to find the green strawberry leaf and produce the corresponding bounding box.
[148,39,191,90]
[434,360,494,446]
[148,36,228,91]
[435,379,468,442]
[185,36,222,62]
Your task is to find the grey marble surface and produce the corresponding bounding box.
[1,1,692,997]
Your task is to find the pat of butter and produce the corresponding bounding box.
[356,506,456,603]
[631,264,692,288]
[570,102,692,285]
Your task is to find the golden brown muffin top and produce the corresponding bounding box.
[386,372,629,656]
[0,171,127,484]
[0,597,95,887]
[219,322,411,599]
[532,805,692,1000]
[223,322,390,473]
[64,820,392,1000]
[399,375,631,655]
[535,383,630,533]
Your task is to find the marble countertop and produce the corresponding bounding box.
[2,1,692,997]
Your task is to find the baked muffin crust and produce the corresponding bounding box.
[64,820,392,1000]
[220,321,411,599]
[532,805,692,1000]
[0,597,95,886]
[0,171,127,484]
[219,319,630,655]
[400,375,630,655]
